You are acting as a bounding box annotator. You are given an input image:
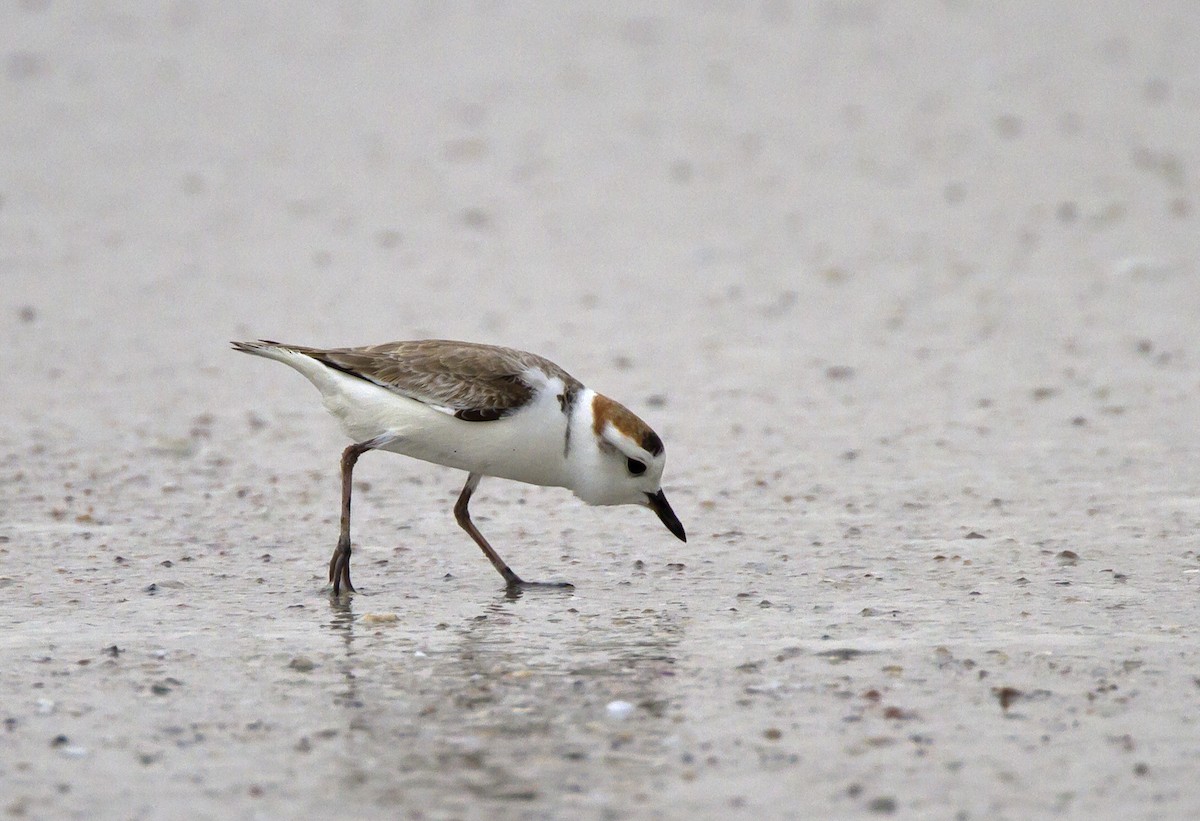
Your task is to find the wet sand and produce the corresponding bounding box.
[4,3,1200,819]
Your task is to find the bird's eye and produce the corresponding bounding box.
[626,458,647,476]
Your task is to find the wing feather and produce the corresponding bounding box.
[276,340,578,421]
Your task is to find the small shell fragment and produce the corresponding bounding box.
[606,700,635,720]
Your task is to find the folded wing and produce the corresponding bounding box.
[280,340,574,422]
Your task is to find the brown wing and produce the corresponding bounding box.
[278,339,579,421]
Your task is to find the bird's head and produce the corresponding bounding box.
[571,391,686,542]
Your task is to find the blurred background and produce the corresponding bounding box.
[6,2,1197,448]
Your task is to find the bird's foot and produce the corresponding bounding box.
[328,537,355,596]
[504,577,575,594]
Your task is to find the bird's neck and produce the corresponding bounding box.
[564,388,607,503]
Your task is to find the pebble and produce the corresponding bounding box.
[868,796,897,814]
[606,700,635,720]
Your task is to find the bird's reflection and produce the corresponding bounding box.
[319,577,685,807]
[456,583,682,712]
[326,595,362,710]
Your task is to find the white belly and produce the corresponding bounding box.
[320,369,571,488]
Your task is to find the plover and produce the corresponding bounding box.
[231,339,686,594]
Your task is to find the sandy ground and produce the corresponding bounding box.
[3,2,1200,819]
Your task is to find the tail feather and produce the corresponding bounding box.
[231,338,348,397]
[231,339,286,356]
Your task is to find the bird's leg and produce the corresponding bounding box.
[453,473,572,589]
[454,473,525,586]
[330,435,393,596]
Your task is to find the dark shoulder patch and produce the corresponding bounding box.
[454,408,510,422]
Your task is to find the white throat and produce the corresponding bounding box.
[564,387,610,504]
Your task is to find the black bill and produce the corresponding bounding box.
[646,490,687,542]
